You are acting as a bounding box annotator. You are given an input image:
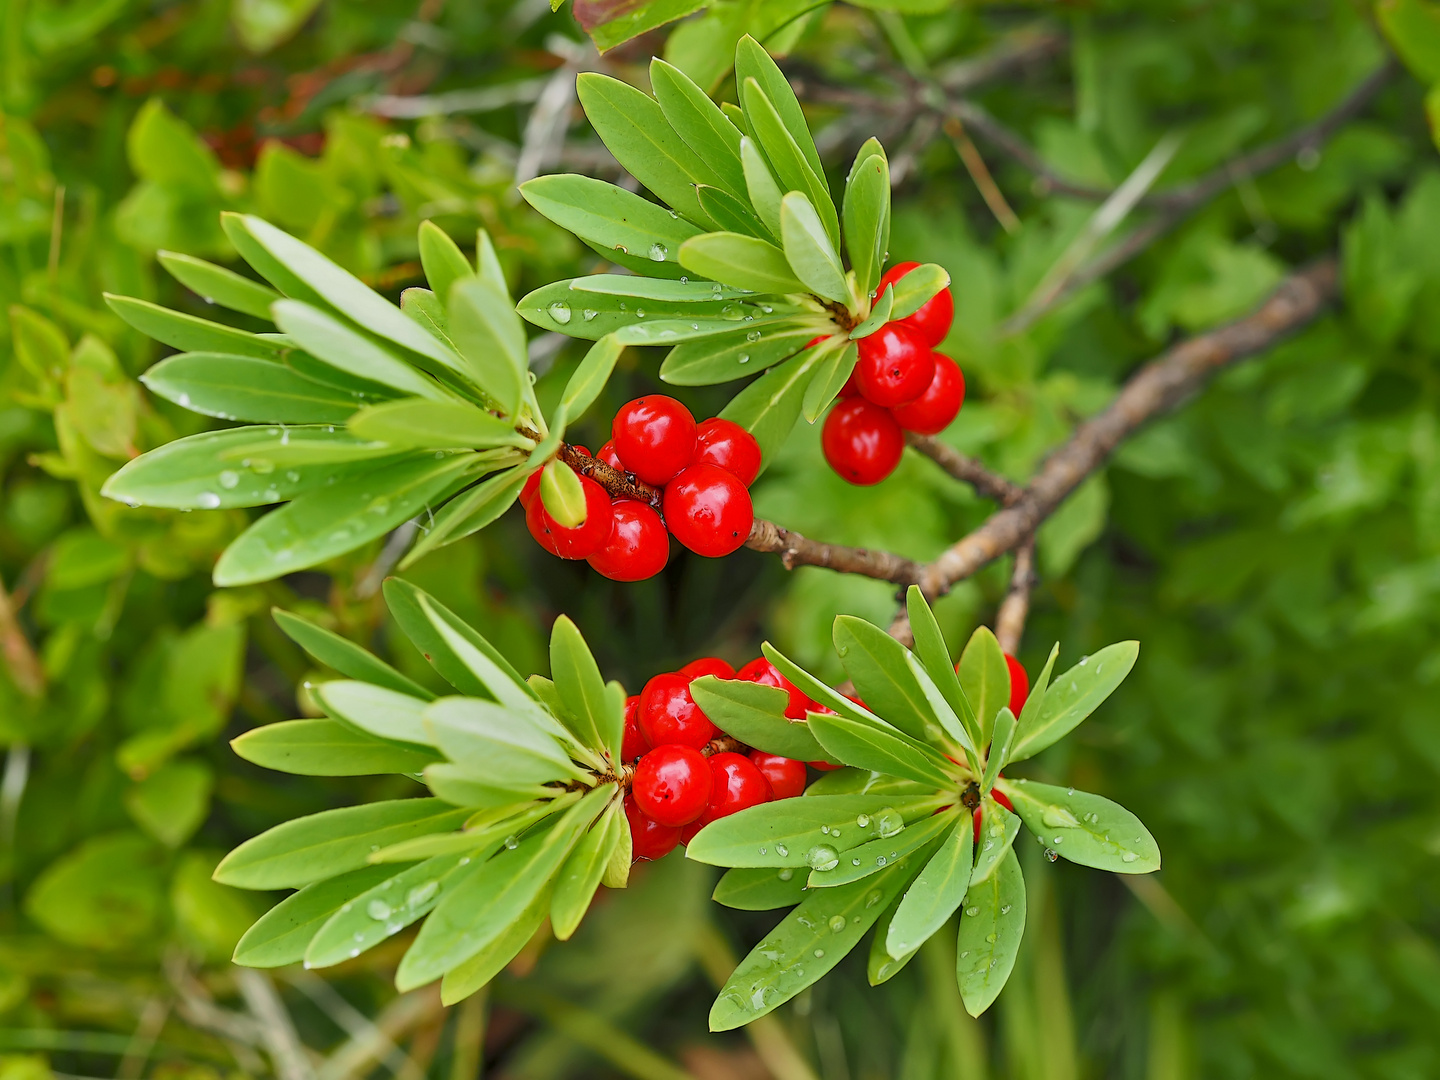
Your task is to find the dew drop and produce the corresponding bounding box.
[745,330,762,342]
[286,470,301,482]
[851,858,861,866]
[778,868,794,881]
[820,826,830,835]
[1044,848,1059,862]
[1001,905,1012,915]
[758,847,767,856]
[721,304,746,321]
[856,814,870,828]
[875,807,904,838]
[876,855,887,867]
[808,844,839,872]
[250,458,275,475]
[218,470,239,489]
[648,242,668,261]
[547,301,572,324]
[582,308,599,321]
[1122,851,1138,863]
[406,880,439,907]
[504,835,519,850]
[366,899,392,921]
[635,308,646,319]
[775,843,789,857]
[196,492,221,509]
[965,907,978,917]
[737,353,750,364]
[986,932,997,943]
[813,949,825,958]
[865,889,883,908]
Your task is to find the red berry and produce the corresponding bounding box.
[612,396,697,486]
[1004,654,1029,717]
[624,796,680,861]
[638,672,717,750]
[597,440,624,471]
[525,474,614,559]
[679,657,736,680]
[621,695,649,761]
[809,760,843,771]
[663,464,754,557]
[822,397,905,485]
[586,500,669,581]
[878,261,955,347]
[890,353,964,435]
[632,744,713,827]
[519,470,542,510]
[993,787,1014,812]
[692,752,772,829]
[854,322,934,407]
[736,657,811,720]
[839,369,861,398]
[693,418,762,487]
[748,752,806,799]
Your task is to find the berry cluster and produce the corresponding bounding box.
[520,397,761,581]
[622,655,830,862]
[821,263,964,486]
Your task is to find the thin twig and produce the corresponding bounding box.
[904,434,1023,505]
[318,988,444,1080]
[745,518,924,584]
[282,971,420,1080]
[995,542,1036,656]
[235,970,315,1080]
[0,574,44,698]
[943,116,1020,233]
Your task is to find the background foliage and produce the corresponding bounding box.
[1,0,1438,1078]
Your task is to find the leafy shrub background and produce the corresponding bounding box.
[1,0,1439,1077]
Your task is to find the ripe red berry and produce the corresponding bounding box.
[519,469,542,510]
[839,369,861,398]
[822,397,905,485]
[662,464,754,557]
[809,760,843,771]
[621,695,649,761]
[1004,654,1029,717]
[692,752,772,829]
[597,440,625,471]
[693,418,762,487]
[878,261,955,347]
[736,657,811,720]
[586,500,669,581]
[854,322,934,407]
[632,744,713,827]
[624,796,680,861]
[679,657,736,680]
[748,751,807,799]
[612,396,697,486]
[890,353,964,435]
[638,672,717,750]
[525,474,613,559]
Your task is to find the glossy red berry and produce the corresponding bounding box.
[854,322,934,407]
[632,743,713,827]
[1004,654,1029,717]
[891,353,964,435]
[879,260,955,347]
[839,369,861,398]
[822,397,905,485]
[663,464,754,557]
[736,657,811,720]
[693,418,762,487]
[748,752,807,799]
[809,760,843,771]
[597,440,625,471]
[586,500,669,581]
[621,695,649,761]
[525,474,614,559]
[624,796,680,861]
[519,469,542,510]
[679,657,737,681]
[612,396,697,486]
[692,752,772,829]
[638,672,717,750]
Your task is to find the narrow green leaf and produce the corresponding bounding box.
[448,278,527,418]
[104,294,282,359]
[687,676,826,761]
[889,263,950,320]
[848,285,893,340]
[313,681,432,745]
[903,655,978,766]
[1009,642,1140,763]
[518,281,736,340]
[957,626,1009,747]
[613,317,792,347]
[808,713,956,788]
[272,608,433,698]
[741,136,783,240]
[520,173,705,276]
[980,708,1017,791]
[158,251,280,320]
[660,322,818,386]
[476,229,506,293]
[215,799,470,890]
[348,398,528,450]
[843,153,890,298]
[650,57,747,199]
[971,798,1021,883]
[801,340,856,423]
[221,211,327,306]
[283,350,401,405]
[232,719,439,776]
[721,101,749,136]
[780,192,848,303]
[424,698,586,786]
[423,765,551,810]
[685,794,939,868]
[272,300,447,401]
[400,467,529,567]
[886,818,973,957]
[1015,643,1060,735]
[678,233,806,295]
[559,335,623,422]
[717,344,827,471]
[867,890,921,985]
[759,641,893,733]
[601,681,627,763]
[741,79,839,249]
[567,276,757,302]
[807,811,955,889]
[439,884,551,1005]
[735,35,825,179]
[418,220,475,304]
[232,865,396,967]
[999,779,1161,873]
[805,768,932,799]
[141,353,359,424]
[904,585,976,745]
[696,185,768,237]
[551,793,621,940]
[713,866,808,910]
[956,847,1025,1016]
[832,616,935,741]
[549,616,610,752]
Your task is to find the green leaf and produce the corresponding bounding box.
[844,152,890,298]
[423,765,551,810]
[401,467,529,567]
[158,251,281,320]
[584,0,708,51]
[659,322,818,386]
[348,398,528,450]
[886,817,973,957]
[980,708,1017,792]
[220,211,327,307]
[1378,0,1440,82]
[574,74,722,228]
[424,698,587,785]
[1008,642,1139,763]
[718,343,827,470]
[213,452,482,586]
[232,865,396,967]
[1014,643,1060,735]
[687,676,827,760]
[867,891,921,986]
[271,301,447,401]
[313,681,433,745]
[740,79,839,250]
[549,616,619,756]
[957,626,1009,747]
[448,278,527,418]
[539,460,587,528]
[685,793,939,868]
[233,0,324,52]
[741,136,784,240]
[999,779,1161,873]
[215,799,470,890]
[558,335,623,422]
[808,713,956,788]
[801,339,856,423]
[141,353,360,424]
[848,284,893,340]
[713,866,809,910]
[650,57,747,199]
[832,615,935,741]
[734,35,826,179]
[807,810,955,888]
[696,184,769,237]
[759,641,893,733]
[708,856,923,1030]
[971,798,1020,883]
[104,295,283,359]
[476,229,506,294]
[438,883,552,1005]
[780,192,849,303]
[231,719,440,776]
[305,850,480,969]
[889,263,950,320]
[101,427,403,510]
[903,585,977,745]
[551,794,622,940]
[612,317,794,347]
[956,847,1025,1016]
[418,220,476,304]
[272,610,433,698]
[679,233,806,294]
[568,276,757,303]
[124,760,212,848]
[518,280,737,340]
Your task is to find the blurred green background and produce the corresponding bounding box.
[2,0,1439,1077]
